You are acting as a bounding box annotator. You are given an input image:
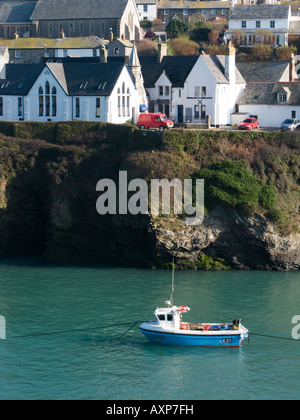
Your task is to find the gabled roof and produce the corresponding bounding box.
[237,82,300,106]
[140,55,199,88]
[0,2,36,24]
[236,61,290,83]
[0,63,44,95]
[229,5,290,20]
[31,0,130,20]
[61,62,126,96]
[140,54,245,88]
[0,62,127,96]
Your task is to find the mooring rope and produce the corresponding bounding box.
[6,321,145,340]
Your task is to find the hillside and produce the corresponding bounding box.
[0,121,299,270]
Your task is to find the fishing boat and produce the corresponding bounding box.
[140,262,249,347]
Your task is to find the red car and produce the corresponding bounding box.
[238,118,259,130]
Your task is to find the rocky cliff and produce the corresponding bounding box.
[0,123,298,271]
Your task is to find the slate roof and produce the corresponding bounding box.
[31,0,129,20]
[229,5,290,20]
[140,54,245,88]
[140,55,199,88]
[61,62,125,96]
[0,36,106,49]
[0,62,126,96]
[237,82,300,106]
[236,61,289,83]
[0,2,36,23]
[0,63,44,95]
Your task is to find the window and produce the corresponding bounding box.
[270,21,275,29]
[183,9,188,16]
[122,95,126,117]
[179,89,182,98]
[256,21,261,29]
[211,9,216,15]
[75,97,80,118]
[52,86,57,117]
[143,5,148,12]
[195,86,200,97]
[278,93,287,103]
[90,22,94,35]
[194,105,200,119]
[242,21,247,29]
[18,97,23,117]
[69,22,74,34]
[167,314,173,321]
[79,22,84,36]
[158,315,165,321]
[164,10,169,15]
[118,88,121,117]
[45,81,50,116]
[96,98,101,118]
[0,97,3,116]
[201,105,206,119]
[165,86,170,96]
[48,23,53,37]
[127,88,130,117]
[39,86,43,116]
[292,111,296,119]
[101,22,105,36]
[202,86,207,97]
[159,86,164,96]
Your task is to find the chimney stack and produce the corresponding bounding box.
[100,44,108,63]
[289,53,296,82]
[225,41,236,85]
[109,28,114,44]
[157,42,167,63]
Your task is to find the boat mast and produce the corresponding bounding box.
[170,257,175,307]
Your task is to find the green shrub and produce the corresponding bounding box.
[194,160,277,216]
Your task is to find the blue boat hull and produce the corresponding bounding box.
[140,328,245,347]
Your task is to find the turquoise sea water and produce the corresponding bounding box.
[0,258,299,400]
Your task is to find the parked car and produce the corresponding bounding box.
[281,119,300,131]
[238,118,259,130]
[137,113,174,131]
[144,32,157,39]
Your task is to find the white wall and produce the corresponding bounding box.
[239,104,300,127]
[229,17,290,32]
[137,4,157,21]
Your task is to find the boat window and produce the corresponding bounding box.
[157,315,165,321]
[167,314,173,321]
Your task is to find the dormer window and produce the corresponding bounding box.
[277,87,290,104]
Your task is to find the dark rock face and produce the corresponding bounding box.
[151,208,300,271]
[0,135,298,271]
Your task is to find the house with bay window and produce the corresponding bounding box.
[226,5,292,47]
[0,60,141,123]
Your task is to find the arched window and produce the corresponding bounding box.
[122,82,125,95]
[45,81,50,116]
[52,86,57,117]
[90,22,94,35]
[101,22,105,36]
[79,22,84,36]
[127,88,130,117]
[117,87,121,117]
[48,23,53,37]
[39,86,43,116]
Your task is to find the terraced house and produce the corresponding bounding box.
[157,0,230,23]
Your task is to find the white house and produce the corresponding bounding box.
[136,0,157,21]
[227,5,292,46]
[0,60,141,123]
[140,43,246,126]
[237,55,300,127]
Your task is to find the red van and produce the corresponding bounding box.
[137,113,174,131]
